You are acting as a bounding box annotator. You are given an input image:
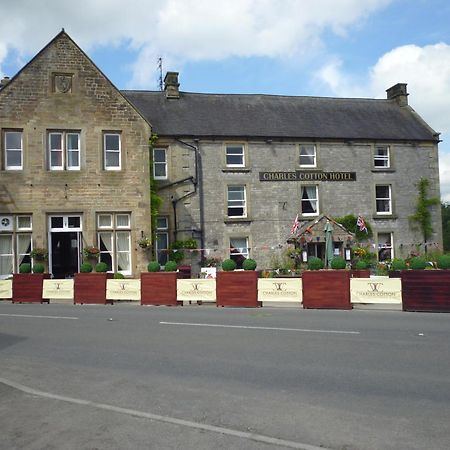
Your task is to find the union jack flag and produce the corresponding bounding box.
[290,214,299,234]
[356,215,368,233]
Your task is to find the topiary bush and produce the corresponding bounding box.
[242,258,257,270]
[437,254,450,269]
[409,257,427,270]
[164,260,178,272]
[331,256,347,270]
[147,261,161,272]
[355,260,369,270]
[80,262,93,273]
[19,263,31,273]
[222,258,237,271]
[307,257,323,270]
[113,272,125,279]
[95,262,109,273]
[32,263,45,273]
[391,258,407,271]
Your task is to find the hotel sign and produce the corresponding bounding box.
[43,279,74,299]
[106,279,141,301]
[0,280,12,299]
[259,171,356,182]
[350,278,401,304]
[258,278,302,303]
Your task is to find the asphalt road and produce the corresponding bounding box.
[0,301,449,450]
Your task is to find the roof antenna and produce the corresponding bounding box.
[157,57,163,91]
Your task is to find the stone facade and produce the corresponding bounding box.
[0,32,151,278]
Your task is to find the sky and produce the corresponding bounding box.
[1,0,450,201]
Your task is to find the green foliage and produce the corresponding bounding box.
[307,256,324,270]
[409,257,427,270]
[437,254,450,269]
[147,261,161,272]
[113,272,125,279]
[80,263,93,273]
[410,178,440,243]
[19,263,31,273]
[442,202,450,252]
[30,247,48,261]
[32,263,45,273]
[242,258,257,270]
[222,258,237,271]
[391,258,407,271]
[164,260,178,272]
[168,239,198,263]
[335,214,373,240]
[95,262,109,273]
[354,260,369,270]
[330,256,347,269]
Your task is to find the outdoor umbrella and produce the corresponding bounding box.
[324,220,334,268]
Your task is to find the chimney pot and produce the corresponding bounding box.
[386,83,408,106]
[0,76,10,89]
[164,72,180,99]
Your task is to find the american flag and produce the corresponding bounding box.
[356,215,368,233]
[290,214,299,234]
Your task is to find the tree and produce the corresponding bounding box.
[442,202,450,252]
[409,178,440,249]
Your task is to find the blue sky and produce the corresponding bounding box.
[1,0,450,200]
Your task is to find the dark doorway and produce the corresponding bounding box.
[51,232,79,278]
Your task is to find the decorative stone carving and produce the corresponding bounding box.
[54,74,72,93]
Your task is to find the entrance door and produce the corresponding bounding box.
[48,215,82,278]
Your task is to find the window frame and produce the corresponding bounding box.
[48,131,81,171]
[155,217,169,266]
[103,132,122,171]
[301,185,319,217]
[374,145,390,169]
[4,130,23,171]
[229,236,250,269]
[378,232,394,261]
[375,185,392,215]
[153,147,168,180]
[227,185,247,218]
[299,144,317,168]
[225,144,245,168]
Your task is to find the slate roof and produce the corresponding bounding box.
[122,90,439,142]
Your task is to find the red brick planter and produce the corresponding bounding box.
[141,272,179,306]
[351,269,371,278]
[302,270,351,309]
[74,273,112,305]
[12,273,51,303]
[216,271,259,307]
[401,270,450,312]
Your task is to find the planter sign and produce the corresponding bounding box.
[106,279,141,301]
[177,279,216,302]
[350,278,401,304]
[43,279,74,299]
[0,280,12,299]
[258,278,302,303]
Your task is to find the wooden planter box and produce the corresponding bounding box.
[351,269,371,278]
[216,271,259,307]
[401,270,450,312]
[74,273,112,305]
[12,273,51,303]
[388,270,402,278]
[302,270,351,309]
[141,272,179,306]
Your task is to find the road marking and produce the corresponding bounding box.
[0,313,78,320]
[159,321,360,335]
[0,377,330,450]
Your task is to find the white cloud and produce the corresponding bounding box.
[0,0,391,87]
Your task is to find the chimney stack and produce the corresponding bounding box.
[164,72,180,99]
[0,76,10,89]
[386,83,408,106]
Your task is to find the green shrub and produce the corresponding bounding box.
[331,256,347,270]
[164,260,178,272]
[95,262,109,273]
[242,258,257,270]
[19,263,31,273]
[80,262,93,273]
[307,257,323,270]
[113,272,125,279]
[147,261,161,272]
[409,257,427,270]
[391,258,407,271]
[32,263,45,273]
[355,260,369,270]
[437,254,450,269]
[222,258,237,271]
